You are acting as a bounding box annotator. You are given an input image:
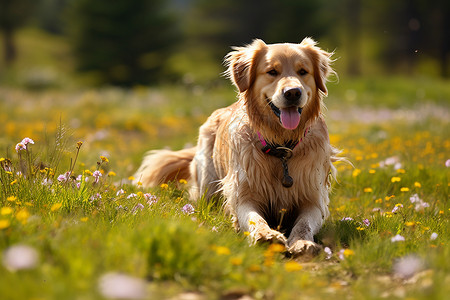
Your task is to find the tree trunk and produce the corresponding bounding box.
[2,27,16,65]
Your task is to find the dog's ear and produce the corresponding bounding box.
[300,37,335,96]
[225,39,267,93]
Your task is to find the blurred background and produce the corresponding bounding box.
[0,0,449,88]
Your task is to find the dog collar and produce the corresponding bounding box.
[257,127,310,188]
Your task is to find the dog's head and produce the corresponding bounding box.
[226,38,334,136]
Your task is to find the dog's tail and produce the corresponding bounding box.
[134,147,196,187]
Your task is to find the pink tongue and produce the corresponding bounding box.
[280,107,301,130]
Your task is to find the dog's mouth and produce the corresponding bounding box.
[267,99,302,130]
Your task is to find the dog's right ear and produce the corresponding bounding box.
[225,39,267,93]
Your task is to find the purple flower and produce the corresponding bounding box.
[341,217,353,222]
[324,247,332,259]
[144,193,158,205]
[391,234,405,242]
[363,219,370,227]
[57,172,70,183]
[182,204,195,215]
[92,170,102,183]
[131,203,145,214]
[430,232,438,240]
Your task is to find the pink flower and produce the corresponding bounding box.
[363,219,370,226]
[15,143,26,152]
[21,138,34,145]
[182,204,195,215]
[391,234,405,242]
[446,159,450,168]
[92,170,102,183]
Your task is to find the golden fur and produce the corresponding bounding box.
[135,38,341,256]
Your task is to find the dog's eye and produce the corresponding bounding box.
[298,69,308,76]
[267,69,279,76]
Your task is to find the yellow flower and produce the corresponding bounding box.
[214,246,230,255]
[248,264,261,272]
[369,169,376,174]
[284,261,303,272]
[51,203,62,212]
[80,217,88,222]
[243,231,250,236]
[100,156,109,162]
[179,179,187,184]
[1,207,13,215]
[108,171,116,177]
[76,141,83,149]
[160,183,168,190]
[0,219,10,229]
[128,176,135,181]
[384,212,393,218]
[248,220,256,226]
[10,179,18,185]
[352,169,361,177]
[7,196,17,202]
[364,187,373,193]
[439,210,444,215]
[85,170,93,176]
[355,156,363,161]
[391,177,401,183]
[16,209,30,224]
[268,243,285,253]
[405,221,415,227]
[230,257,243,266]
[396,169,406,174]
[375,198,383,203]
[356,226,365,231]
[0,157,5,162]
[343,249,355,257]
[414,182,422,188]
[400,187,410,192]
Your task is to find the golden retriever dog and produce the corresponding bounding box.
[135,38,341,256]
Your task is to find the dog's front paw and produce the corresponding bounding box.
[249,227,287,245]
[287,240,322,257]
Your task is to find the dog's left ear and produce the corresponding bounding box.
[300,38,335,96]
[225,39,267,93]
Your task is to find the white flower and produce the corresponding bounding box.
[182,204,195,215]
[98,272,147,299]
[2,245,39,272]
[324,247,332,259]
[116,189,125,196]
[391,234,405,242]
[393,255,424,279]
[430,232,438,240]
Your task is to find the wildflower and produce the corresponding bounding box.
[324,247,332,259]
[57,172,70,183]
[98,272,147,300]
[2,245,39,271]
[10,179,17,186]
[396,169,406,174]
[356,226,365,231]
[267,243,285,253]
[391,234,405,242]
[182,204,195,215]
[116,189,126,196]
[0,157,4,162]
[21,138,34,146]
[392,203,403,213]
[409,194,429,211]
[363,219,370,226]
[100,156,109,163]
[90,193,102,201]
[391,177,401,183]
[352,169,361,177]
[85,170,93,176]
[143,193,158,205]
[393,255,424,279]
[76,141,83,149]
[0,219,10,229]
[284,261,303,272]
[430,232,438,240]
[128,176,135,181]
[375,198,382,204]
[338,249,354,260]
[1,207,13,215]
[400,187,410,192]
[127,193,137,199]
[384,212,393,218]
[93,170,102,183]
[341,217,353,221]
[7,196,17,202]
[230,257,243,266]
[446,159,450,168]
[214,246,230,255]
[414,182,421,188]
[108,171,116,177]
[369,169,376,174]
[80,217,88,222]
[160,183,168,190]
[131,203,145,214]
[16,209,30,224]
[15,143,26,152]
[405,221,415,227]
[211,226,218,232]
[179,179,187,184]
[50,203,62,212]
[364,187,373,193]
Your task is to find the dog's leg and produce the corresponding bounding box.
[287,204,324,257]
[236,202,287,245]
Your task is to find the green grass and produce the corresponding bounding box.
[0,81,448,299]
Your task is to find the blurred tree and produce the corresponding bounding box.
[0,0,36,65]
[66,0,181,86]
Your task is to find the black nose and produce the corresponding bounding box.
[283,88,302,103]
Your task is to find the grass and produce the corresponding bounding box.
[0,27,449,300]
[0,80,448,299]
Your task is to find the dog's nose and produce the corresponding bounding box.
[283,87,302,103]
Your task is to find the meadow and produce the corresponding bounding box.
[0,75,449,300]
